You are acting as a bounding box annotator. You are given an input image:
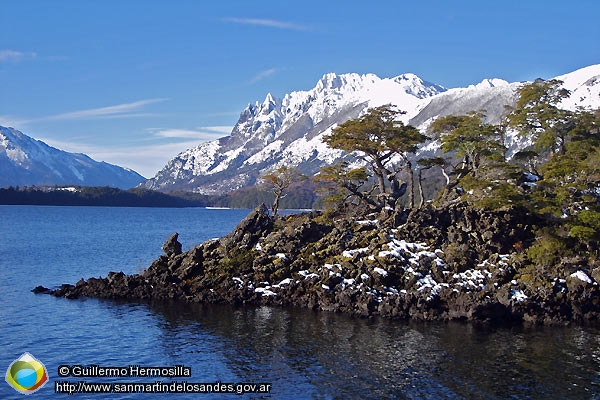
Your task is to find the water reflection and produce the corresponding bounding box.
[143,301,600,399]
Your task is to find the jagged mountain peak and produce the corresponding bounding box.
[315,72,380,91]
[262,92,277,108]
[472,78,510,89]
[142,65,599,195]
[392,73,447,98]
[142,70,450,194]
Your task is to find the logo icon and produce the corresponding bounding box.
[5,353,49,395]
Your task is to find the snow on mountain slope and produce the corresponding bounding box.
[555,64,600,111]
[408,78,520,130]
[143,72,446,194]
[142,65,600,195]
[0,126,145,189]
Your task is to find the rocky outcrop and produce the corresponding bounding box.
[38,203,600,325]
[162,233,182,257]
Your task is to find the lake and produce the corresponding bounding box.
[1,205,599,399]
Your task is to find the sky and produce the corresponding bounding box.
[1,0,599,178]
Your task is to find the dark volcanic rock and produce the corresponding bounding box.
[220,203,273,250]
[162,233,182,257]
[39,202,600,325]
[32,285,52,294]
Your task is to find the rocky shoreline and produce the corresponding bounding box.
[35,204,600,325]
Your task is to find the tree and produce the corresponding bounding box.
[323,105,427,209]
[262,166,306,216]
[508,79,572,156]
[513,149,541,176]
[430,112,506,179]
[416,157,449,207]
[535,109,600,235]
[508,80,598,217]
[429,112,522,208]
[314,162,378,209]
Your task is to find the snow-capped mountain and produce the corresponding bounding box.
[0,126,145,189]
[142,65,600,195]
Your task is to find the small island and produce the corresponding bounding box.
[37,80,600,325]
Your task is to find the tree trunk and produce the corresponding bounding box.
[271,189,282,216]
[417,168,424,209]
[406,160,414,209]
[374,168,387,197]
[440,166,450,186]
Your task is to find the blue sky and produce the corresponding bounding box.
[1,0,598,178]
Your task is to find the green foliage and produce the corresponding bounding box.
[508,79,573,156]
[513,149,541,174]
[314,162,376,210]
[432,113,502,156]
[218,248,255,274]
[576,209,600,229]
[523,107,600,251]
[526,229,570,268]
[430,112,506,179]
[417,157,448,169]
[569,225,596,242]
[346,167,370,182]
[324,105,427,209]
[568,210,600,243]
[427,112,527,209]
[325,105,425,155]
[473,182,525,210]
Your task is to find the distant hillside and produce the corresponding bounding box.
[0,126,145,189]
[0,186,212,208]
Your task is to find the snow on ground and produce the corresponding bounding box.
[241,227,526,304]
[453,269,492,290]
[342,248,369,258]
[273,278,292,287]
[255,287,276,296]
[378,238,441,266]
[510,289,528,302]
[570,270,593,284]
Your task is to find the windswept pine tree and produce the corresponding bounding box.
[322,105,427,210]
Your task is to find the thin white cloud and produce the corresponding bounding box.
[201,125,235,133]
[250,68,278,84]
[1,99,168,127]
[0,49,37,63]
[0,115,28,128]
[224,17,311,31]
[150,126,233,140]
[42,98,168,121]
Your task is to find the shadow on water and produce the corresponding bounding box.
[136,301,600,399]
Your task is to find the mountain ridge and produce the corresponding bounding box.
[142,65,600,195]
[0,126,145,189]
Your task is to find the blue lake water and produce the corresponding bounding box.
[1,205,599,399]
